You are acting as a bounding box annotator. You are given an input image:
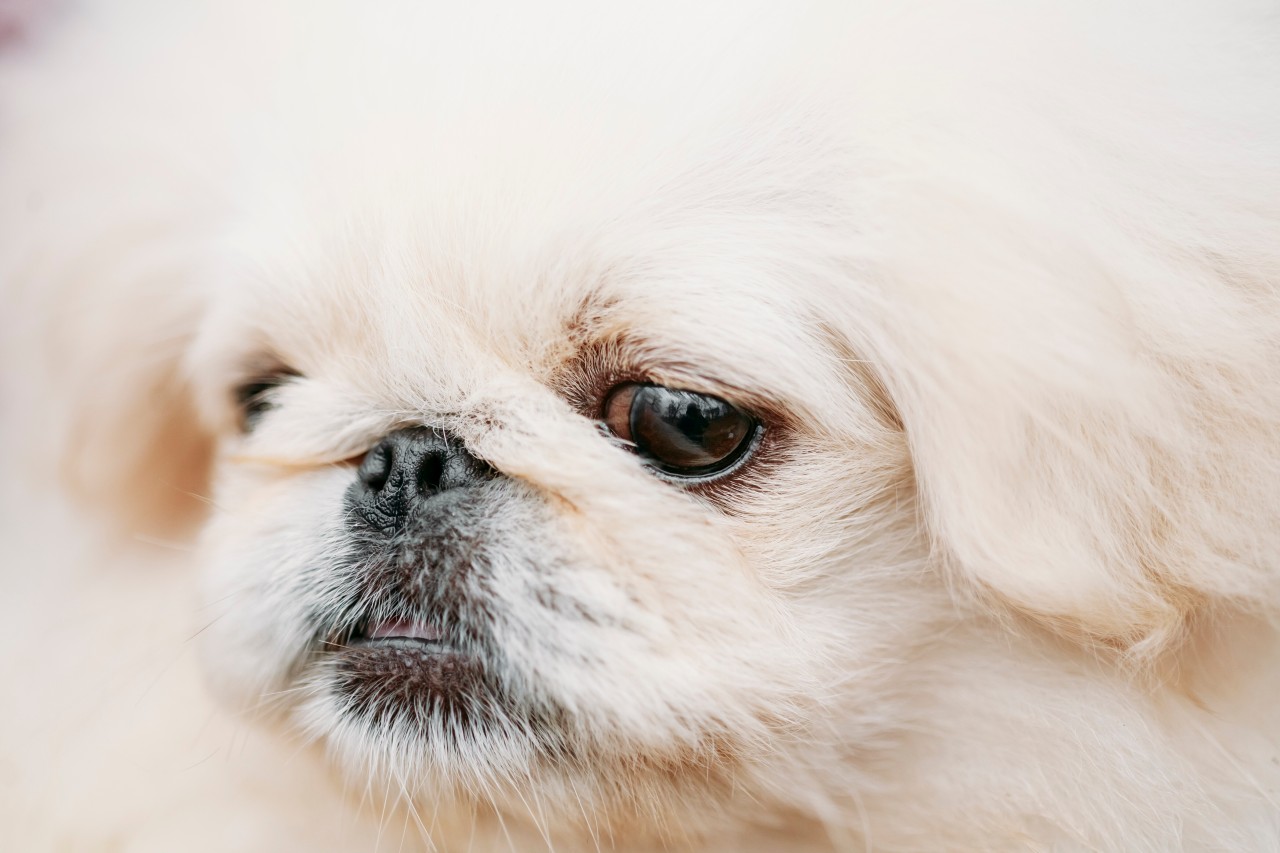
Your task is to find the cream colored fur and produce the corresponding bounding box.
[2,1,1279,850]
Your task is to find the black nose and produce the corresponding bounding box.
[350,428,494,533]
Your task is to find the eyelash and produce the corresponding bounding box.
[233,369,299,432]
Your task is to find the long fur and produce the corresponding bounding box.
[2,1,1279,850]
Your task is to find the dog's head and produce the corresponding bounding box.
[182,107,923,835]
[17,0,1280,844]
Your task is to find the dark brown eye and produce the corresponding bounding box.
[234,368,299,432]
[603,383,759,478]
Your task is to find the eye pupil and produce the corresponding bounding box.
[605,383,758,478]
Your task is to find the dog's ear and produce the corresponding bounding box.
[23,271,214,542]
[866,194,1276,659]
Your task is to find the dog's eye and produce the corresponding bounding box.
[233,369,298,432]
[602,383,759,478]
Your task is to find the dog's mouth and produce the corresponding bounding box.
[316,473,516,728]
[321,615,488,724]
[348,618,449,649]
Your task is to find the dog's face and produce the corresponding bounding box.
[185,105,923,837]
[18,2,1263,845]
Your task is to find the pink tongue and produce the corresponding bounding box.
[366,621,443,642]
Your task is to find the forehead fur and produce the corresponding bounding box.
[192,86,875,441]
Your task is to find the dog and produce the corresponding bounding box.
[2,1,1279,850]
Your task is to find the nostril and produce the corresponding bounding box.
[358,442,394,492]
[417,452,445,494]
[349,429,494,530]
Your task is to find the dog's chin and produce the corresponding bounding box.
[293,604,695,835]
[322,624,492,729]
[304,604,559,771]
[283,604,566,806]
[297,632,551,789]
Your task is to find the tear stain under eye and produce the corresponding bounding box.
[814,320,903,433]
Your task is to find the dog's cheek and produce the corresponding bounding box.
[196,465,354,708]
[479,485,817,757]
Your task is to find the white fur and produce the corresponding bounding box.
[2,1,1279,850]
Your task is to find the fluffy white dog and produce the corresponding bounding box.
[2,1,1279,850]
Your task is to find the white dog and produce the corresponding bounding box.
[2,1,1279,850]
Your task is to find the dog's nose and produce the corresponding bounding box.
[351,428,494,532]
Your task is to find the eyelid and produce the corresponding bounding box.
[233,366,301,431]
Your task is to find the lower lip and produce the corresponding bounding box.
[329,636,480,710]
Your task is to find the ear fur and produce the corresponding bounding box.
[7,257,214,540]
[868,188,1280,659]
